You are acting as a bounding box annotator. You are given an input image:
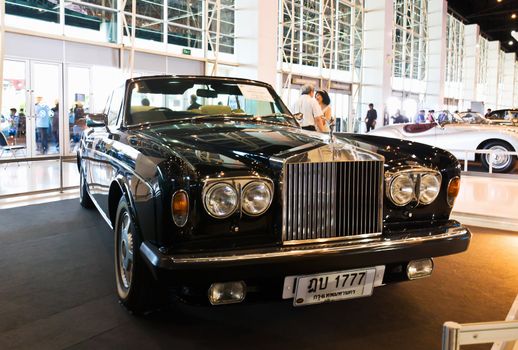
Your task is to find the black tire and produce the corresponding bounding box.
[79,170,94,209]
[480,141,516,173]
[114,196,161,315]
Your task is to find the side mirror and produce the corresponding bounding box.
[86,113,107,127]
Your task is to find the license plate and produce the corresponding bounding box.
[291,268,377,306]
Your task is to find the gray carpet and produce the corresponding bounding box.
[0,199,517,350]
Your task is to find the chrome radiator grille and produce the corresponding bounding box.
[282,160,383,243]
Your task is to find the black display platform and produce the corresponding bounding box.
[0,200,516,350]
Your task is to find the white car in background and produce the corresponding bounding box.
[369,111,518,173]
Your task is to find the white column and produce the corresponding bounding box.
[423,0,447,110]
[514,64,518,107]
[485,41,500,109]
[500,52,516,109]
[461,24,479,107]
[361,0,393,126]
[233,0,278,87]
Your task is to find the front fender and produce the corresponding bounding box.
[111,173,157,244]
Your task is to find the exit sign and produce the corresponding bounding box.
[182,48,192,55]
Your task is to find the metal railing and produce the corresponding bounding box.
[443,295,518,350]
[442,320,518,350]
[449,149,518,174]
[0,155,79,200]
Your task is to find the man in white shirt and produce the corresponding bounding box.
[292,84,325,132]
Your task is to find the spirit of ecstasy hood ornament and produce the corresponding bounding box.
[328,118,336,144]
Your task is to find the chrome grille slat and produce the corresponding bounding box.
[283,160,383,244]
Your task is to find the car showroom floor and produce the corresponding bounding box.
[0,200,516,350]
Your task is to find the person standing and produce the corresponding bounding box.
[8,108,18,144]
[35,96,51,154]
[292,84,325,132]
[51,102,59,151]
[392,109,409,124]
[415,110,426,123]
[365,103,377,132]
[187,94,201,110]
[315,90,332,132]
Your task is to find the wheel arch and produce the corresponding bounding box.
[475,138,516,161]
[108,177,137,229]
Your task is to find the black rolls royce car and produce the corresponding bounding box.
[78,75,470,313]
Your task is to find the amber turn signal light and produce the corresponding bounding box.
[172,190,189,227]
[447,177,460,207]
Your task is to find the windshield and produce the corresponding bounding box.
[127,78,295,126]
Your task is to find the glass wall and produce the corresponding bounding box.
[392,0,428,80]
[65,1,118,43]
[280,0,363,72]
[167,0,204,48]
[1,61,27,154]
[208,0,235,54]
[5,0,235,56]
[445,14,464,84]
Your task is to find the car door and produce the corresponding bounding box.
[399,123,439,147]
[435,123,478,160]
[89,86,124,215]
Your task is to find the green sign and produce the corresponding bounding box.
[182,48,192,55]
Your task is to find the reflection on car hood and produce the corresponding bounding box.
[131,121,333,173]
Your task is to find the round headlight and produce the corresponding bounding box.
[389,174,415,206]
[419,174,441,205]
[242,181,272,216]
[204,183,238,218]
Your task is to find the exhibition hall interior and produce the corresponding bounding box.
[1,0,518,349]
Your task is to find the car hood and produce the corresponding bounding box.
[131,121,333,175]
[129,121,457,180]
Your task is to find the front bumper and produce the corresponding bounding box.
[140,220,471,285]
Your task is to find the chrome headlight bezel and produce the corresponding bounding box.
[387,173,416,206]
[202,177,274,219]
[419,173,442,205]
[241,181,273,216]
[203,182,239,219]
[386,168,442,207]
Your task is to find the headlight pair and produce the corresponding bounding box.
[387,171,442,207]
[204,179,273,219]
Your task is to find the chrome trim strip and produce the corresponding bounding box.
[282,232,382,246]
[159,226,470,264]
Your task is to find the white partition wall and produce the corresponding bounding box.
[500,53,516,109]
[234,0,278,87]
[461,24,479,108]
[423,0,447,110]
[361,0,392,125]
[485,41,500,110]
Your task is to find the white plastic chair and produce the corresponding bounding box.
[0,132,26,168]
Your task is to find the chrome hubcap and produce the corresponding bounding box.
[486,145,511,170]
[118,212,134,290]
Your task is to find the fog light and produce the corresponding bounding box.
[208,281,246,305]
[407,259,434,280]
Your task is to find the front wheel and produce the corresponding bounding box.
[114,197,161,315]
[480,141,516,173]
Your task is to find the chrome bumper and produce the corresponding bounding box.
[140,221,471,269]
